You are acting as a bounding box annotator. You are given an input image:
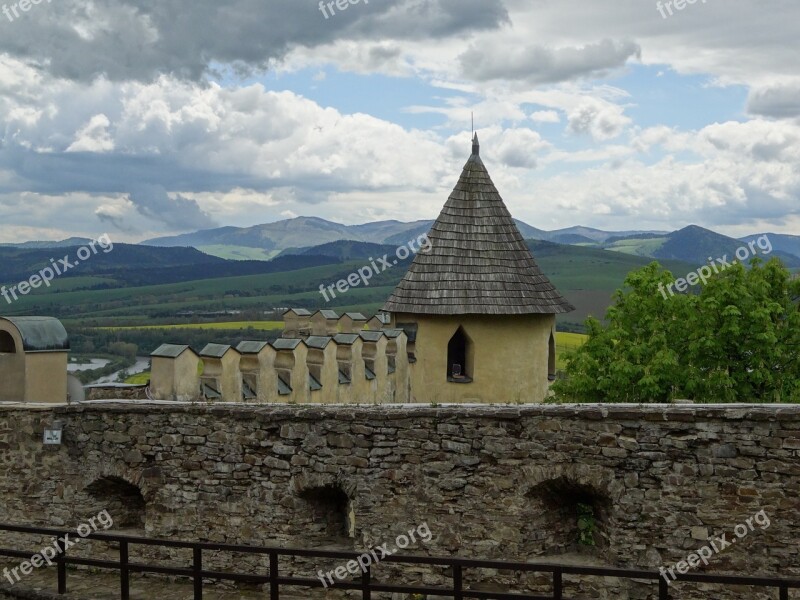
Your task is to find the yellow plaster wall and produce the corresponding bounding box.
[25,352,68,403]
[0,326,25,402]
[394,313,556,404]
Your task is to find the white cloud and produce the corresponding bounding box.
[747,81,800,119]
[566,99,631,141]
[2,0,800,241]
[530,110,560,124]
[459,39,640,84]
[66,114,115,153]
[517,119,800,231]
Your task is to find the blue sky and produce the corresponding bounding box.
[0,0,798,243]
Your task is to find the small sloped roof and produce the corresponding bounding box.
[370,312,391,324]
[272,338,303,351]
[333,333,360,346]
[314,310,339,320]
[1,317,69,352]
[382,328,405,339]
[236,341,270,355]
[383,134,574,316]
[359,331,385,343]
[200,343,237,359]
[305,336,333,349]
[151,344,195,358]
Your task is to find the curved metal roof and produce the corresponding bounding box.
[0,316,69,352]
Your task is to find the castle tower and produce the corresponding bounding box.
[383,134,574,403]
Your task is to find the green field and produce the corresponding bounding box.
[555,332,588,347]
[555,332,588,369]
[197,245,282,261]
[124,371,152,384]
[603,238,667,257]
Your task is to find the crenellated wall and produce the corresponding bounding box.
[149,329,409,405]
[0,403,798,599]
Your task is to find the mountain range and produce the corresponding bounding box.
[139,216,668,252]
[4,217,798,268]
[136,217,800,267]
[3,217,798,269]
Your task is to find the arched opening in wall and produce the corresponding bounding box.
[85,476,146,532]
[362,341,377,381]
[0,331,16,353]
[447,326,472,382]
[275,351,295,396]
[307,348,324,393]
[522,478,611,560]
[298,484,354,547]
[386,339,397,375]
[548,332,556,381]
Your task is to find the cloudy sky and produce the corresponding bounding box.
[1,0,798,243]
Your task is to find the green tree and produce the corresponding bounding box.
[108,341,138,360]
[553,258,800,403]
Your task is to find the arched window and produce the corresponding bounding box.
[298,484,354,543]
[523,477,611,558]
[0,331,16,353]
[85,476,146,531]
[548,332,556,381]
[447,326,472,382]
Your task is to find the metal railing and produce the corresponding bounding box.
[0,523,798,599]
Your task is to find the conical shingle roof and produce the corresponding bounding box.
[383,135,574,316]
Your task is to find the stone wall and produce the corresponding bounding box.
[0,403,798,599]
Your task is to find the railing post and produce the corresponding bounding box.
[192,546,202,600]
[361,562,371,600]
[269,550,279,600]
[659,577,670,600]
[553,567,562,600]
[55,534,67,594]
[120,539,129,600]
[780,584,788,600]
[453,564,463,600]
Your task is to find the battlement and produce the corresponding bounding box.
[283,308,377,338]
[149,310,409,404]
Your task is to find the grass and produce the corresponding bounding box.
[604,237,668,257]
[556,332,588,347]
[124,371,151,384]
[555,331,588,369]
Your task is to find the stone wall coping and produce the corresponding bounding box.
[2,401,800,422]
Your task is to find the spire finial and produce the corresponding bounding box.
[472,131,480,156]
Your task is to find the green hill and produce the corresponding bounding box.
[654,225,798,266]
[0,239,698,333]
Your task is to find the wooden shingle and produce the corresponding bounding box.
[383,134,574,316]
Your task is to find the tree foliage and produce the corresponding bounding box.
[553,258,800,403]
